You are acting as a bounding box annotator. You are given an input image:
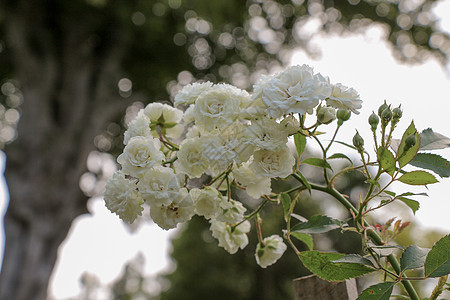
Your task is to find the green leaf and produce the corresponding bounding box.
[280,193,291,222]
[400,245,429,271]
[290,232,314,250]
[301,158,332,170]
[335,140,357,150]
[295,171,311,194]
[425,234,450,277]
[397,121,420,168]
[332,254,375,268]
[419,128,450,150]
[294,133,307,159]
[398,197,420,215]
[409,153,450,178]
[398,170,438,185]
[291,215,340,234]
[328,153,353,165]
[298,251,375,281]
[357,282,395,300]
[377,147,396,176]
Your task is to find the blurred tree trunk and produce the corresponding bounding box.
[0,1,128,299]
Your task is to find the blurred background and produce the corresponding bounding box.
[0,0,449,299]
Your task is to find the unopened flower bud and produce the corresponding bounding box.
[404,134,416,152]
[353,131,364,152]
[317,106,336,125]
[381,107,392,125]
[378,100,389,117]
[392,105,402,123]
[368,111,379,131]
[336,109,351,126]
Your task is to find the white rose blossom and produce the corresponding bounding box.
[255,235,287,268]
[215,198,246,223]
[137,166,183,207]
[244,117,289,152]
[117,136,164,178]
[143,102,185,139]
[175,137,208,178]
[190,187,225,219]
[250,146,295,178]
[104,171,144,224]
[232,161,272,199]
[149,187,194,230]
[326,83,362,114]
[193,84,248,130]
[174,81,213,107]
[261,65,332,118]
[123,111,151,145]
[210,219,251,254]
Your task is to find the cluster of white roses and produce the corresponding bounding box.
[104,64,362,268]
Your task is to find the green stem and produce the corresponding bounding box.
[291,174,420,300]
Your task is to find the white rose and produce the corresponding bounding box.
[175,137,208,178]
[201,135,237,176]
[210,219,251,254]
[261,65,331,118]
[149,188,194,230]
[255,235,287,268]
[104,171,144,224]
[143,102,184,139]
[193,84,246,130]
[190,187,224,219]
[279,115,300,135]
[216,198,246,223]
[316,106,336,124]
[326,83,362,114]
[243,117,289,152]
[174,81,214,107]
[123,111,151,145]
[250,146,295,178]
[117,136,164,178]
[137,166,182,206]
[233,161,272,199]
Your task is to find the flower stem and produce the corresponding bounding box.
[291,174,420,300]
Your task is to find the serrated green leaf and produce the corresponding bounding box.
[397,121,420,168]
[398,170,438,185]
[401,245,429,271]
[398,197,420,214]
[332,254,375,268]
[290,232,314,250]
[301,158,332,170]
[425,234,450,277]
[409,153,450,178]
[298,251,375,281]
[377,147,396,176]
[357,282,395,300]
[280,193,291,222]
[295,171,311,194]
[294,133,307,159]
[419,128,450,150]
[384,191,396,197]
[328,153,353,165]
[291,215,340,234]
